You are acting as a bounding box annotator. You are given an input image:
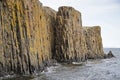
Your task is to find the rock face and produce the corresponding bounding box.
[83,26,104,59]
[54,7,87,62]
[0,0,105,76]
[54,7,104,62]
[0,0,56,75]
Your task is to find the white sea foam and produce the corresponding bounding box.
[41,63,61,74]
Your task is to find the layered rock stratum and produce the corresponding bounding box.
[0,0,105,76]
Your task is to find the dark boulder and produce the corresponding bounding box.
[107,51,115,58]
[0,71,8,77]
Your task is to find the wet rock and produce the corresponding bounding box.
[0,71,8,77]
[107,51,115,58]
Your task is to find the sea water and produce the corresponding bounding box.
[33,48,120,80]
[1,48,120,80]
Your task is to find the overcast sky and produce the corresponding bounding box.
[40,0,120,48]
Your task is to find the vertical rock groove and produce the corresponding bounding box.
[0,0,105,75]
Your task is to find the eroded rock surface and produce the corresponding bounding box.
[0,0,105,76]
[83,26,105,59]
[54,7,87,62]
[0,0,56,75]
[54,7,105,62]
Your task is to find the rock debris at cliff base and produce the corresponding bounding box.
[0,0,105,76]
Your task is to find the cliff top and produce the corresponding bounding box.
[83,26,101,30]
[44,6,56,16]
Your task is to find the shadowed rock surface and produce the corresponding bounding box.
[0,0,105,76]
[107,51,115,58]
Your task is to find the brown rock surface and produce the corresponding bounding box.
[83,26,105,59]
[0,0,105,76]
[54,6,87,62]
[0,0,56,75]
[54,7,104,62]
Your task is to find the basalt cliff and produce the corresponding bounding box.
[0,0,105,76]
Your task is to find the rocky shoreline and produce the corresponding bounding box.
[0,52,114,80]
[0,0,114,77]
